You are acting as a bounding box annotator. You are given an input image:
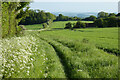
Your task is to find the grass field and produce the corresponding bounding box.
[1,21,119,78]
[25,21,93,30]
[25,21,119,55]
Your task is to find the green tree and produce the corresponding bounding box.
[2,1,30,37]
[94,18,104,28]
[64,22,72,29]
[106,16,118,27]
[109,13,116,17]
[73,21,86,28]
[84,15,97,21]
[98,11,109,18]
[19,9,56,25]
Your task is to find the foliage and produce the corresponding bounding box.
[94,16,119,28]
[17,25,26,34]
[108,13,116,17]
[64,22,72,29]
[97,11,109,18]
[42,23,48,29]
[2,2,30,38]
[105,16,118,27]
[83,15,97,21]
[73,21,86,28]
[19,10,56,25]
[94,18,104,28]
[55,14,81,21]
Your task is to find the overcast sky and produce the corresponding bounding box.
[34,0,119,2]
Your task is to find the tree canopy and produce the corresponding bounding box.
[19,9,56,25]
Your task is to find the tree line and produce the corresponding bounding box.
[19,12,82,25]
[94,12,120,28]
[65,12,120,29]
[19,10,56,25]
[54,14,81,21]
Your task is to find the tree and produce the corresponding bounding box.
[116,13,120,17]
[19,9,56,25]
[84,15,97,21]
[109,13,116,17]
[55,14,81,21]
[94,18,104,28]
[64,22,72,29]
[73,21,86,28]
[2,1,31,37]
[97,11,109,18]
[106,16,118,27]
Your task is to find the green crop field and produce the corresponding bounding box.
[1,21,119,78]
[25,21,93,30]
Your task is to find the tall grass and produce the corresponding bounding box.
[37,32,118,78]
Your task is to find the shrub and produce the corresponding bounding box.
[64,22,72,29]
[19,25,26,30]
[94,17,119,28]
[106,16,118,27]
[84,15,97,21]
[94,18,104,28]
[73,21,86,28]
[42,23,48,29]
[17,25,26,34]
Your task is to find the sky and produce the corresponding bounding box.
[34,0,119,2]
[29,0,119,13]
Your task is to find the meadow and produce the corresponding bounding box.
[1,21,119,78]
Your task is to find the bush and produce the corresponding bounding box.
[17,25,26,34]
[64,22,72,29]
[19,25,26,30]
[84,15,97,21]
[73,21,86,28]
[106,16,118,27]
[94,17,119,28]
[94,18,104,28]
[42,23,48,29]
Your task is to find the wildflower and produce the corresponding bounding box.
[40,70,42,73]
[31,58,34,61]
[46,67,48,70]
[11,68,14,71]
[27,67,30,69]
[27,71,29,73]
[1,69,4,72]
[77,70,83,72]
[44,73,48,78]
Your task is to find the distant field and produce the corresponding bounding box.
[24,21,93,30]
[25,21,119,55]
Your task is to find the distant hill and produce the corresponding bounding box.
[52,12,98,18]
